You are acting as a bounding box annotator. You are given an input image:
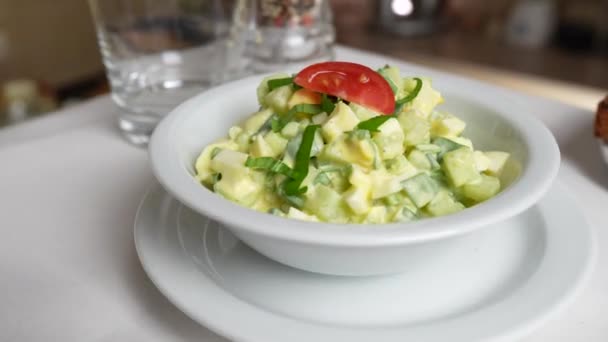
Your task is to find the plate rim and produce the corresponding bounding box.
[134,180,596,342]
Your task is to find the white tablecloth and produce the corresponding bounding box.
[1,47,607,341]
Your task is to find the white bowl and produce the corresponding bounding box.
[149,74,560,276]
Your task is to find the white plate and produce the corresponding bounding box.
[134,181,595,342]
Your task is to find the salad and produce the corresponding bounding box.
[194,62,511,224]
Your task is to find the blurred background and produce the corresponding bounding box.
[0,0,607,127]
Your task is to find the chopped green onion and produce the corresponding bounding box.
[293,104,323,115]
[396,77,422,105]
[267,77,293,92]
[393,102,405,116]
[271,104,323,132]
[356,115,395,132]
[321,93,335,114]
[282,125,319,196]
[245,157,293,177]
[270,117,281,132]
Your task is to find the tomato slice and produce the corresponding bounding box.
[294,61,395,115]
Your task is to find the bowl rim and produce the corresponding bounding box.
[149,74,561,247]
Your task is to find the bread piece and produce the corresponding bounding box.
[595,95,608,142]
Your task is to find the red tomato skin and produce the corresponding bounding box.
[294,61,396,115]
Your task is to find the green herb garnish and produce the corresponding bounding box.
[267,77,294,92]
[391,77,422,115]
[396,77,422,105]
[356,115,395,132]
[271,104,323,132]
[321,93,335,114]
[282,125,319,195]
[245,156,293,177]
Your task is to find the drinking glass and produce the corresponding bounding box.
[88,0,245,145]
[236,0,335,73]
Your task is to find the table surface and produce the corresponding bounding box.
[1,46,607,342]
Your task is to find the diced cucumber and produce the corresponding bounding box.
[195,139,239,184]
[249,134,275,157]
[407,149,432,171]
[326,169,350,193]
[298,118,312,131]
[263,131,288,156]
[429,169,448,187]
[349,166,371,188]
[384,155,418,178]
[416,144,441,153]
[304,185,349,222]
[425,191,465,217]
[349,129,371,141]
[312,112,328,125]
[313,172,332,185]
[397,110,431,147]
[349,102,379,121]
[232,130,252,151]
[383,192,407,206]
[320,133,375,169]
[442,147,481,187]
[426,153,441,170]
[364,206,389,224]
[282,193,305,209]
[400,77,443,119]
[228,126,243,140]
[211,150,263,206]
[244,108,274,133]
[268,208,285,217]
[402,173,439,208]
[344,185,372,215]
[392,206,418,222]
[370,169,404,199]
[483,151,510,177]
[430,112,466,137]
[448,136,473,149]
[378,65,402,95]
[321,102,361,142]
[281,121,300,139]
[287,207,319,222]
[256,73,290,106]
[287,88,321,109]
[264,85,294,115]
[382,192,417,213]
[254,191,283,212]
[473,150,490,172]
[461,174,501,203]
[373,118,405,160]
[433,137,464,160]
